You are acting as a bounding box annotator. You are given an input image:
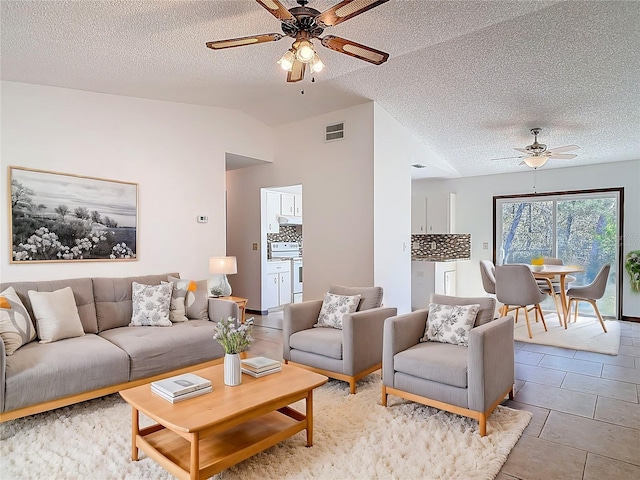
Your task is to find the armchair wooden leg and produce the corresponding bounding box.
[479,413,487,437]
[509,387,514,400]
[381,384,387,407]
[284,359,289,364]
[349,379,356,395]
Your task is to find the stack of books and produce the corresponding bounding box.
[241,356,282,378]
[151,373,212,403]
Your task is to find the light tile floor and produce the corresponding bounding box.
[250,312,640,480]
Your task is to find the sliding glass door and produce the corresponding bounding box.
[495,189,622,318]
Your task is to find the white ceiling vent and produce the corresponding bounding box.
[325,122,344,142]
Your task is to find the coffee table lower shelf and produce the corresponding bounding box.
[136,407,306,480]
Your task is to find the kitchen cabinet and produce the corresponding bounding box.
[411,261,457,310]
[411,196,427,233]
[294,194,302,217]
[265,191,281,233]
[426,192,456,233]
[280,193,295,216]
[264,261,292,309]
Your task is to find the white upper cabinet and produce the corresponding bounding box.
[265,191,280,233]
[294,194,302,218]
[280,193,295,216]
[411,196,427,233]
[426,192,456,233]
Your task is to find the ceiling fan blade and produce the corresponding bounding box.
[287,59,306,82]
[255,0,294,22]
[321,35,389,65]
[548,153,578,159]
[547,145,580,154]
[206,33,283,50]
[316,0,389,27]
[514,147,530,154]
[491,156,524,161]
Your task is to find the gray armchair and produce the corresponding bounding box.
[381,294,514,436]
[283,286,397,394]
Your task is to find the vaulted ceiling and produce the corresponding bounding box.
[2,1,639,178]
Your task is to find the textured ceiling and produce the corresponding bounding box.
[2,1,639,179]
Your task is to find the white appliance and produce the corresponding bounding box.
[270,242,303,303]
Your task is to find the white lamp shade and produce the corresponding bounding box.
[209,256,237,275]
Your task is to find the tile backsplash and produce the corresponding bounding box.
[267,225,303,258]
[411,233,471,259]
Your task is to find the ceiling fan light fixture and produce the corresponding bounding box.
[310,54,325,73]
[295,39,316,63]
[524,156,549,168]
[277,49,296,71]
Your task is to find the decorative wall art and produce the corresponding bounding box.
[9,167,138,263]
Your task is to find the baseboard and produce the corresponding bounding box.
[622,316,640,323]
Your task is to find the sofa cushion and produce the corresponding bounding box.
[92,273,179,332]
[315,293,361,329]
[290,328,343,360]
[168,276,209,320]
[3,334,130,412]
[329,285,383,311]
[422,303,479,347]
[129,282,172,327]
[99,320,225,380]
[0,278,98,334]
[430,293,496,327]
[0,286,37,355]
[28,287,86,343]
[162,281,188,322]
[394,342,468,388]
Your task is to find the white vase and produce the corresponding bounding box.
[224,353,242,386]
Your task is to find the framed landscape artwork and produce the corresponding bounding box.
[9,166,138,263]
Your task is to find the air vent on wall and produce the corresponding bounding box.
[325,122,344,142]
[412,163,427,169]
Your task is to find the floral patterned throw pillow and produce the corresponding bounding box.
[315,293,361,329]
[130,282,173,327]
[421,303,480,346]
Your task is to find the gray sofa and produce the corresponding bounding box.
[0,273,238,422]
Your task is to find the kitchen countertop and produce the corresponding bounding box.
[411,256,470,262]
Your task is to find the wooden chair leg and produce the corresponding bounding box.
[565,299,574,329]
[381,384,387,406]
[514,307,519,323]
[523,306,533,339]
[537,304,547,331]
[508,387,514,400]
[349,378,356,395]
[590,300,608,333]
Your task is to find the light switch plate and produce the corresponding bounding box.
[197,215,208,223]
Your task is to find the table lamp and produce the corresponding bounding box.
[209,256,237,297]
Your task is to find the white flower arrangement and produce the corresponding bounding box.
[213,317,252,354]
[625,251,640,292]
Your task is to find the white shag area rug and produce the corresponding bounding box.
[1,373,531,480]
[513,312,620,355]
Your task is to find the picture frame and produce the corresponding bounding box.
[9,166,138,263]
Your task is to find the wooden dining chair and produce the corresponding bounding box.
[496,264,548,339]
[566,264,610,332]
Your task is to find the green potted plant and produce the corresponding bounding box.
[625,251,640,292]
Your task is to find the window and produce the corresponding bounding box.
[494,189,623,319]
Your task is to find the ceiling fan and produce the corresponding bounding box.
[493,128,580,169]
[205,0,390,82]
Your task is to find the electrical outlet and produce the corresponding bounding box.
[197,215,208,223]
[483,242,489,250]
[252,243,258,251]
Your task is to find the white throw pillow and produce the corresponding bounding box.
[162,281,188,322]
[0,287,37,354]
[315,293,361,329]
[130,282,172,327]
[28,287,85,343]
[422,303,480,347]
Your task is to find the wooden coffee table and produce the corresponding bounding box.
[120,363,327,480]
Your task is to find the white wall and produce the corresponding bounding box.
[373,104,432,313]
[226,103,376,310]
[412,160,640,317]
[1,82,274,283]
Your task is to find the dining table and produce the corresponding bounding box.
[530,264,584,324]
